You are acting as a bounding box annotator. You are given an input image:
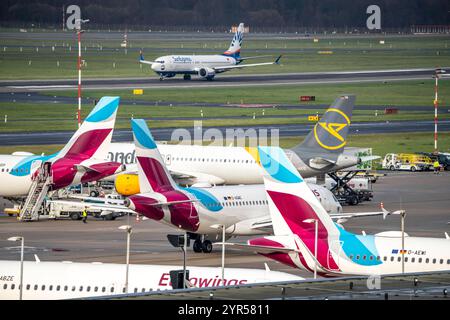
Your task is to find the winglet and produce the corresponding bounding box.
[139,50,144,61]
[34,254,41,263]
[264,263,271,272]
[275,55,282,64]
[445,232,449,240]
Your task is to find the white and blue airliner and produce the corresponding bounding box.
[139,23,281,80]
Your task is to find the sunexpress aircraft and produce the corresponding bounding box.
[225,147,450,276]
[0,97,125,199]
[139,23,282,81]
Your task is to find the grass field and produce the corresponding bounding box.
[0,34,449,79]
[43,80,450,107]
[1,101,449,133]
[1,132,448,159]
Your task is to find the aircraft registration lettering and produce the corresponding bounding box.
[0,275,14,281]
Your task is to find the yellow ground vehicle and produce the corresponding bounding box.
[382,153,433,171]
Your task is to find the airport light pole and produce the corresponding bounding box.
[8,236,24,300]
[303,219,318,279]
[221,225,226,285]
[399,210,406,274]
[183,232,187,289]
[75,18,89,128]
[118,225,132,294]
[433,68,449,152]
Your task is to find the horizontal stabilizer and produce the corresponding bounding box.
[308,157,336,169]
[360,155,381,162]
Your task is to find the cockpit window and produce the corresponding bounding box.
[156,60,165,64]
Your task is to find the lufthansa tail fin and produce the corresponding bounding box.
[58,97,120,160]
[223,23,244,59]
[131,119,178,194]
[293,95,355,156]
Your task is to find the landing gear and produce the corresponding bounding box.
[159,75,164,81]
[183,74,191,80]
[193,239,203,253]
[202,240,213,253]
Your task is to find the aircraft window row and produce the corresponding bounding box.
[1,168,29,173]
[348,255,450,265]
[171,157,256,164]
[2,283,154,293]
[204,200,269,208]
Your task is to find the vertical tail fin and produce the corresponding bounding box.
[259,146,340,269]
[58,97,120,160]
[223,22,244,59]
[131,119,178,194]
[293,95,355,156]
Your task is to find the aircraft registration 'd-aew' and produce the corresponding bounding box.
[224,147,450,276]
[0,97,125,199]
[139,23,281,81]
[0,260,302,300]
[108,95,366,186]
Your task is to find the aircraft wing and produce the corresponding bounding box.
[46,200,136,215]
[217,242,298,254]
[68,195,127,206]
[237,55,274,61]
[213,55,282,73]
[330,207,399,222]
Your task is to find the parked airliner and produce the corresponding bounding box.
[139,23,281,80]
[108,95,371,186]
[0,260,301,300]
[225,147,450,276]
[0,97,125,199]
[123,119,387,254]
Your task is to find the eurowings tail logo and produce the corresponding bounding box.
[313,108,350,151]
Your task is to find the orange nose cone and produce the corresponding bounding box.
[115,174,140,196]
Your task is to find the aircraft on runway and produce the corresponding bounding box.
[0,259,301,300]
[224,147,450,276]
[108,95,375,187]
[0,97,125,199]
[123,119,388,254]
[139,23,282,81]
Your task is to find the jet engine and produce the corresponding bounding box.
[198,67,215,80]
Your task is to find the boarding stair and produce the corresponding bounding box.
[19,168,52,222]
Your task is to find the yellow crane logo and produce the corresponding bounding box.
[313,108,350,150]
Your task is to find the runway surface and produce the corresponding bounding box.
[1,68,446,92]
[1,171,449,280]
[0,120,449,146]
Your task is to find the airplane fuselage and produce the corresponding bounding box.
[108,143,359,185]
[151,55,237,78]
[128,183,340,237]
[263,231,450,276]
[0,260,302,300]
[0,153,123,198]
